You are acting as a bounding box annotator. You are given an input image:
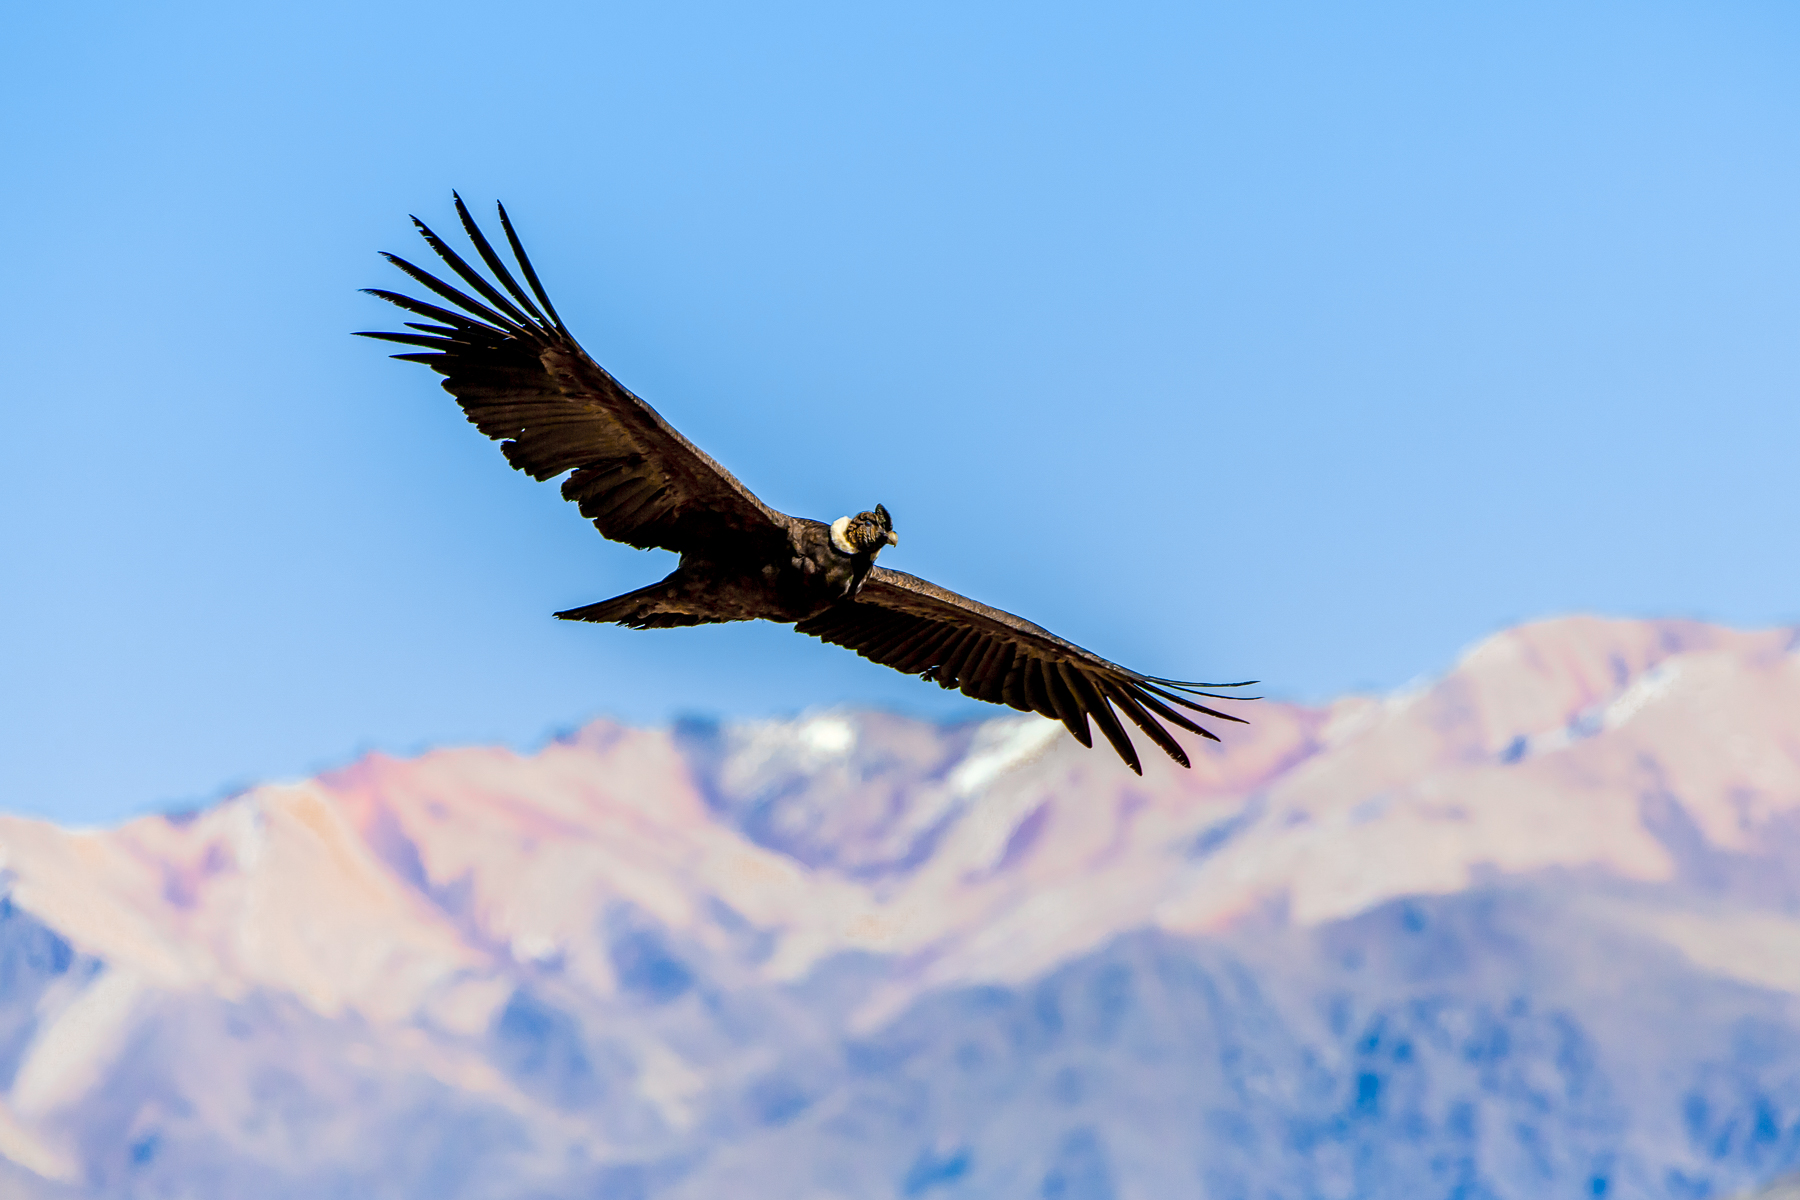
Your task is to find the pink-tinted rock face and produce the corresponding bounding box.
[0,616,1797,1198]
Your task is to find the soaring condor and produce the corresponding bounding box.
[360,196,1253,773]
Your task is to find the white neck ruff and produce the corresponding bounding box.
[829,516,856,554]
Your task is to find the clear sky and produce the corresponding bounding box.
[3,1,1797,825]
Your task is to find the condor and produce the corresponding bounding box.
[360,196,1253,773]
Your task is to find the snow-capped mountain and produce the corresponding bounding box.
[1,616,1798,1198]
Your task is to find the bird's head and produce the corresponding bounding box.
[830,504,898,557]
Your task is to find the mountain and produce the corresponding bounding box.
[0,616,1798,1198]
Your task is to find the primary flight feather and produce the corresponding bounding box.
[359,196,1253,774]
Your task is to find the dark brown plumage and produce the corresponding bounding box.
[359,195,1253,774]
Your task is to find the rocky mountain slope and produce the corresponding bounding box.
[1,616,1798,1197]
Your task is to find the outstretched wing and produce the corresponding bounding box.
[359,195,788,554]
[795,568,1253,774]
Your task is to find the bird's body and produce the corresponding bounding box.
[361,196,1252,774]
[563,512,887,630]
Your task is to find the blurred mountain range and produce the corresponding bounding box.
[2,616,1800,1198]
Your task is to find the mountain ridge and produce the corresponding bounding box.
[0,614,1797,1196]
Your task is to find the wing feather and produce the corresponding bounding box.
[863,616,922,660]
[496,200,569,332]
[895,629,953,675]
[1044,668,1093,748]
[937,629,984,687]
[360,199,790,554]
[404,220,538,331]
[1020,657,1050,716]
[1143,683,1248,725]
[982,644,1019,706]
[1131,688,1221,742]
[362,288,485,331]
[993,643,1026,710]
[1063,665,1140,774]
[377,252,533,338]
[447,195,559,333]
[1102,683,1191,769]
[795,567,1252,774]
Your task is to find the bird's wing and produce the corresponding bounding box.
[795,567,1253,774]
[359,195,789,553]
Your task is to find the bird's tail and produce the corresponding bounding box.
[555,574,730,630]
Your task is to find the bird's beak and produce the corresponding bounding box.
[887,531,899,547]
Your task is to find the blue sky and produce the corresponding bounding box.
[3,1,1797,825]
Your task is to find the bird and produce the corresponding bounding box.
[358,195,1253,774]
